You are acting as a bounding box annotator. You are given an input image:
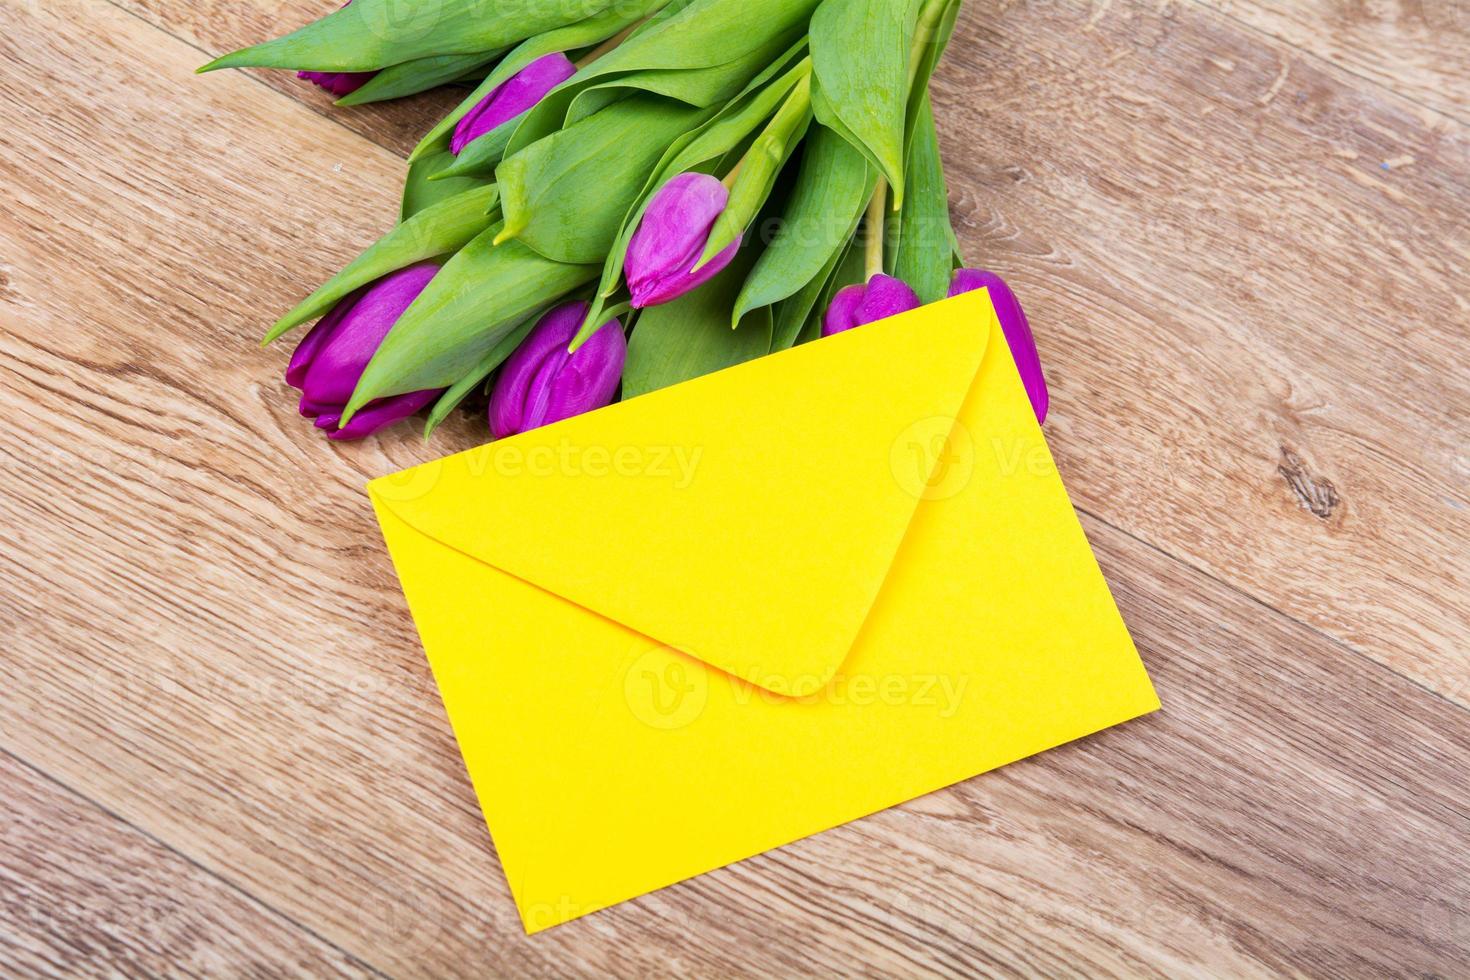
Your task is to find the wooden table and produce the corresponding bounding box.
[2,0,1466,975]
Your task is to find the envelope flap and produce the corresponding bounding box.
[369,292,997,696]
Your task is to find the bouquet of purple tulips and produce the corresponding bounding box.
[203,0,1047,441]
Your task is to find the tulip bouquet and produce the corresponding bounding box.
[203,0,1047,440]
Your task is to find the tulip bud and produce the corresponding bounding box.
[821,274,920,336]
[949,268,1048,424]
[489,301,626,438]
[625,172,742,308]
[451,53,576,155]
[297,69,376,97]
[287,262,443,440]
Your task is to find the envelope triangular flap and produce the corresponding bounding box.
[370,293,998,696]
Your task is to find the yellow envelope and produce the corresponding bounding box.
[368,288,1158,932]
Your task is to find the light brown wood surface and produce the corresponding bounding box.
[1,0,1466,975]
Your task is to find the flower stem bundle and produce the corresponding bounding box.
[202,0,1048,440]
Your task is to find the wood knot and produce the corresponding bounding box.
[1277,446,1340,519]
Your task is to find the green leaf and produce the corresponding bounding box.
[343,229,597,420]
[505,0,819,154]
[698,68,812,264]
[198,0,616,73]
[335,50,500,105]
[265,185,499,344]
[889,93,951,304]
[732,122,873,325]
[646,43,809,177]
[401,147,492,220]
[497,95,708,264]
[421,314,538,438]
[563,34,800,124]
[827,234,868,299]
[627,0,704,38]
[573,0,818,79]
[563,68,707,123]
[903,0,961,151]
[569,40,810,348]
[796,236,866,346]
[407,0,669,163]
[769,234,847,350]
[622,242,771,399]
[428,116,519,181]
[809,0,919,206]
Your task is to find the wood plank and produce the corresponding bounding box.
[0,0,1466,975]
[0,753,371,977]
[1199,0,1470,121]
[117,0,463,156]
[116,0,1470,703]
[118,0,1470,169]
[931,0,1470,703]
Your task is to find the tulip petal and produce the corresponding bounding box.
[489,302,585,438]
[854,273,920,324]
[949,268,1048,424]
[451,53,575,155]
[626,172,736,308]
[821,283,868,336]
[633,235,740,308]
[328,389,438,441]
[518,345,570,431]
[821,274,919,336]
[297,70,376,97]
[286,293,355,389]
[489,301,625,437]
[535,317,625,429]
[298,394,339,419]
[299,262,439,408]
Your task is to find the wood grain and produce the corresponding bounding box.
[933,0,1470,704]
[1200,0,1470,121]
[116,0,1470,704]
[0,752,371,977]
[0,0,1466,974]
[121,0,461,156]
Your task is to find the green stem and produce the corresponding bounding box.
[889,0,953,211]
[908,0,951,86]
[864,176,888,280]
[597,299,633,325]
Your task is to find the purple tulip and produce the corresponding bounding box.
[949,268,1048,424]
[489,302,626,438]
[821,274,921,336]
[451,53,576,155]
[297,69,376,97]
[286,262,443,440]
[625,172,741,308]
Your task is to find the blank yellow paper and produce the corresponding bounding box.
[369,289,1159,932]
